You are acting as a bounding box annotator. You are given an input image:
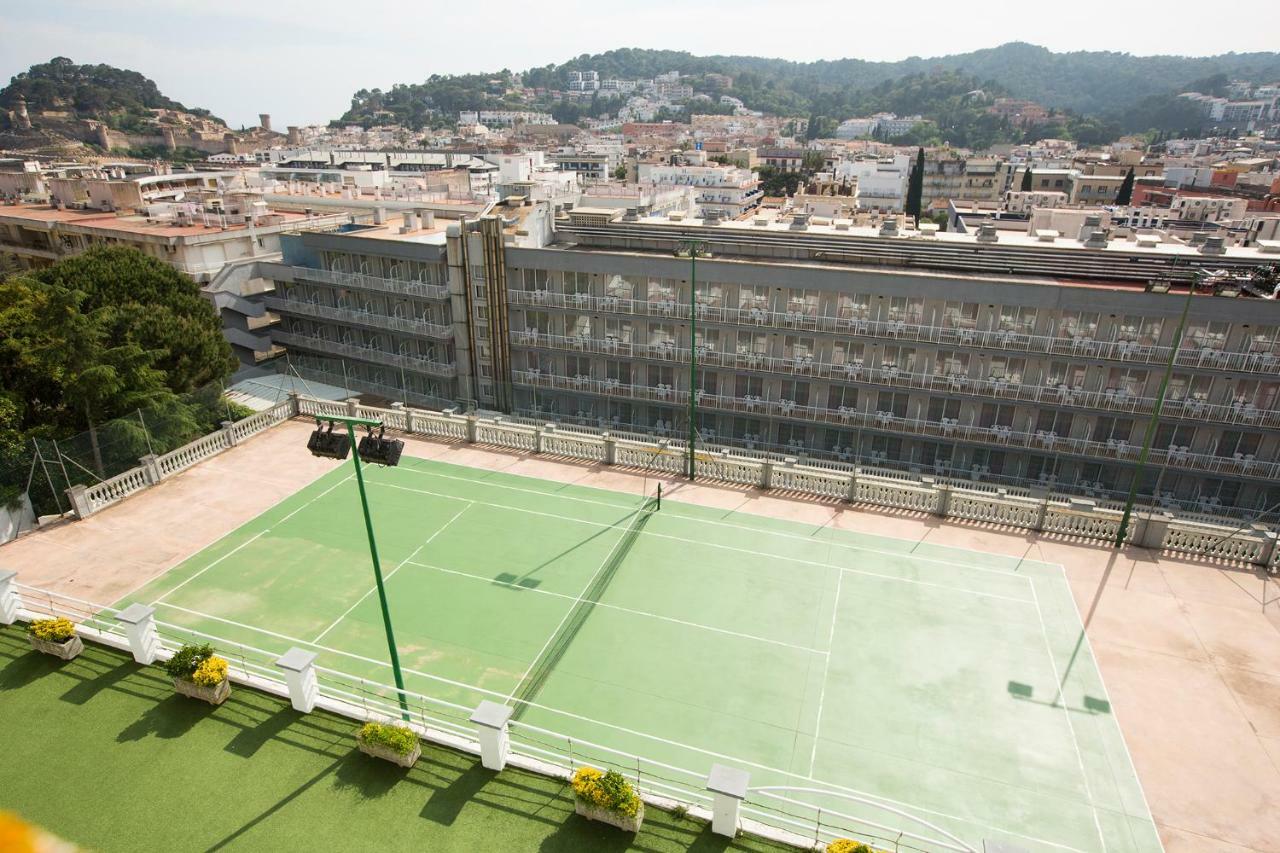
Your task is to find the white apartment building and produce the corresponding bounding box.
[458,111,555,127]
[636,163,762,220]
[568,70,600,93]
[1171,195,1249,223]
[834,156,910,211]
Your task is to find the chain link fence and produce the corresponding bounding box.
[1,381,251,520]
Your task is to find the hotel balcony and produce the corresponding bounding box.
[507,290,1280,376]
[511,369,1277,481]
[285,265,450,301]
[509,331,1279,430]
[273,331,457,378]
[263,295,454,340]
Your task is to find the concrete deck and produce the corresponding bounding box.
[3,417,1278,851]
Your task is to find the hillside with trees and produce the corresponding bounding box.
[0,57,224,132]
[341,43,1280,141]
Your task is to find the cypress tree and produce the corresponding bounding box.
[1020,165,1033,191]
[905,147,925,223]
[1115,166,1135,206]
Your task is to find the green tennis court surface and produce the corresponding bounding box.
[116,456,1160,853]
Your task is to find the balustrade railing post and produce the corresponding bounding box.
[0,570,20,625]
[221,420,238,448]
[1031,487,1050,531]
[65,484,93,520]
[470,701,514,771]
[1256,528,1278,568]
[275,648,319,712]
[139,454,162,485]
[602,433,616,465]
[465,413,478,444]
[706,764,749,838]
[287,391,301,417]
[760,460,773,490]
[114,603,161,664]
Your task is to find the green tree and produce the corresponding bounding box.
[612,165,627,180]
[0,247,236,477]
[905,148,925,223]
[1020,166,1033,191]
[1115,167,1135,206]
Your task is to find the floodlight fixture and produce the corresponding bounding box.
[307,420,350,459]
[357,425,404,467]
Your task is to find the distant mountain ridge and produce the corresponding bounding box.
[538,43,1280,116]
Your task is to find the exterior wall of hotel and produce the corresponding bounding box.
[250,225,1280,513]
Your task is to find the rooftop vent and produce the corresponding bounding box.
[1084,229,1109,249]
[879,218,899,237]
[790,213,810,231]
[668,211,685,221]
[753,216,769,226]
[1199,235,1226,255]
[833,219,851,231]
[1034,229,1059,242]
[621,207,640,222]
[1257,240,1280,254]
[975,222,999,244]
[1188,231,1208,247]
[703,209,722,226]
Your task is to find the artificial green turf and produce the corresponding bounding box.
[104,456,1161,852]
[0,627,789,852]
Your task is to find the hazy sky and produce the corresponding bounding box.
[1,0,1269,129]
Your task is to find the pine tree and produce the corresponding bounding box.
[905,147,925,223]
[1020,166,1033,192]
[1115,167,1135,206]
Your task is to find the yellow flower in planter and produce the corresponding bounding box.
[0,811,37,853]
[570,766,641,818]
[827,840,878,853]
[28,617,75,643]
[191,656,229,686]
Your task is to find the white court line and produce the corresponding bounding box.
[504,503,644,705]
[151,474,353,605]
[311,502,473,644]
[1056,564,1162,837]
[808,569,843,776]
[388,463,1042,579]
[372,480,1034,605]
[403,559,826,655]
[1030,580,1107,852]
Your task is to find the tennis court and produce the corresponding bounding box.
[115,454,1161,853]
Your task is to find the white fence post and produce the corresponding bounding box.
[470,700,514,771]
[275,647,319,712]
[1031,488,1050,531]
[0,570,19,625]
[707,764,749,837]
[760,460,774,490]
[65,484,93,519]
[287,391,301,417]
[602,433,616,465]
[221,420,238,447]
[115,603,161,664]
[465,414,478,444]
[345,398,359,417]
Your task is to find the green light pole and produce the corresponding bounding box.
[312,414,410,720]
[1114,274,1198,548]
[677,241,706,479]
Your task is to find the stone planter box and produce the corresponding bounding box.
[575,798,645,833]
[356,730,420,768]
[173,676,230,705]
[28,634,83,660]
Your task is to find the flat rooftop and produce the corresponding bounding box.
[0,203,336,239]
[3,420,1279,849]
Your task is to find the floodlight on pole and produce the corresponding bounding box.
[307,414,409,720]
